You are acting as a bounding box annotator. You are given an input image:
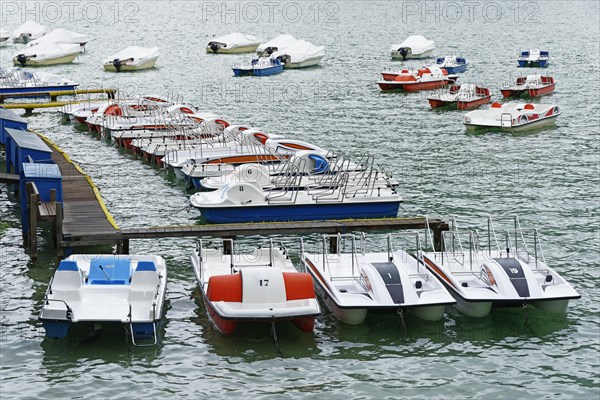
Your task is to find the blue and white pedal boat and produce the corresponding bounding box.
[189,170,402,223]
[429,56,468,73]
[301,233,456,324]
[39,255,167,346]
[233,57,284,76]
[517,49,550,68]
[0,67,79,97]
[422,216,580,317]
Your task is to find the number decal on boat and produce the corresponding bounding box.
[259,279,269,286]
[509,268,519,274]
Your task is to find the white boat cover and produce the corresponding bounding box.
[256,34,298,53]
[271,40,325,64]
[15,42,81,62]
[390,35,435,53]
[104,46,160,65]
[11,21,47,41]
[209,33,260,49]
[27,28,89,47]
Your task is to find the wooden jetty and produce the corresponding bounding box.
[7,132,448,257]
[0,88,116,115]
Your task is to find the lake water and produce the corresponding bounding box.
[0,1,599,398]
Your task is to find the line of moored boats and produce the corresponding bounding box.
[40,216,580,344]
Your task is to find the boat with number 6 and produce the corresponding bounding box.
[190,239,320,335]
[39,255,167,346]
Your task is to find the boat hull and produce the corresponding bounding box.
[103,58,158,72]
[198,201,401,223]
[13,53,79,66]
[531,298,570,313]
[233,65,284,76]
[206,45,259,54]
[442,64,468,74]
[428,96,490,110]
[379,80,450,92]
[200,288,316,335]
[391,48,434,60]
[464,115,559,132]
[501,84,555,98]
[284,56,324,69]
[518,60,549,68]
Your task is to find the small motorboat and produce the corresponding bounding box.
[189,168,402,223]
[190,239,320,335]
[271,40,325,68]
[0,29,10,45]
[103,46,160,72]
[463,102,560,132]
[232,57,284,76]
[501,75,556,98]
[206,33,261,53]
[39,255,167,345]
[13,42,81,66]
[428,56,468,73]
[0,67,79,96]
[422,216,580,317]
[11,20,47,43]
[377,66,455,91]
[517,49,550,68]
[301,233,456,324]
[390,35,435,60]
[427,84,491,110]
[27,28,89,49]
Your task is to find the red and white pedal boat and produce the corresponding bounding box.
[190,239,320,335]
[501,75,556,98]
[464,102,561,132]
[427,84,491,110]
[377,66,456,92]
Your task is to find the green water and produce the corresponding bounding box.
[1,1,599,399]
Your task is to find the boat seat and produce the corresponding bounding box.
[241,267,286,304]
[88,257,132,285]
[128,262,160,320]
[51,260,83,291]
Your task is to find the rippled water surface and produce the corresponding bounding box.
[1,1,599,399]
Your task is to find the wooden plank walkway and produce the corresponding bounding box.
[60,217,448,248]
[34,132,120,241]
[0,88,116,103]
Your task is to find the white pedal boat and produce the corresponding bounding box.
[190,239,320,335]
[207,33,261,53]
[390,35,435,60]
[103,46,160,72]
[422,217,580,317]
[11,21,47,43]
[463,102,560,132]
[13,42,81,66]
[189,172,402,223]
[39,255,167,345]
[301,233,455,324]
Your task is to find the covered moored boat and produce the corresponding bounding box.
[206,33,261,53]
[103,46,160,72]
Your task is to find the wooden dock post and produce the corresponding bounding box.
[29,191,39,261]
[55,201,64,257]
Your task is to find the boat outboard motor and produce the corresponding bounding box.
[209,42,220,53]
[276,54,291,65]
[22,33,31,44]
[399,47,410,60]
[112,58,122,72]
[16,54,28,66]
[264,46,279,56]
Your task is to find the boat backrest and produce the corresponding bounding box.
[52,260,83,290]
[88,257,131,285]
[241,267,286,304]
[129,261,160,291]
